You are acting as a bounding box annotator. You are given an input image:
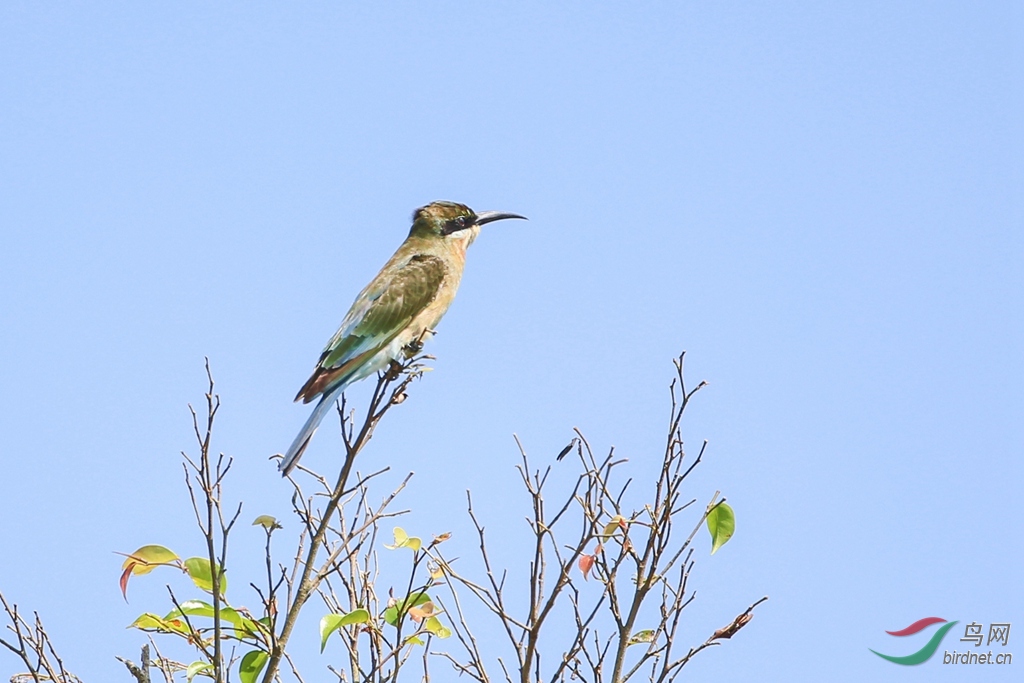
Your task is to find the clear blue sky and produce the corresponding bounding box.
[1,3,1020,681]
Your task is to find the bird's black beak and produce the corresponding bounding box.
[473,211,528,226]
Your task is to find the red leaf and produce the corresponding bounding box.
[408,602,436,624]
[579,554,595,581]
[120,564,134,601]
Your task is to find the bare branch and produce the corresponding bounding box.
[1,592,81,683]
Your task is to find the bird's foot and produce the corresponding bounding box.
[403,340,424,357]
[385,359,404,381]
[403,329,435,358]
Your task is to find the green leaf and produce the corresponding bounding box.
[252,515,281,530]
[319,614,343,653]
[384,527,422,552]
[406,635,425,646]
[627,629,656,646]
[186,661,213,683]
[238,650,268,683]
[164,600,248,632]
[383,592,431,627]
[339,608,370,627]
[706,502,735,555]
[320,608,371,650]
[184,557,227,596]
[424,616,451,639]
[237,613,266,638]
[220,607,248,633]
[165,600,215,620]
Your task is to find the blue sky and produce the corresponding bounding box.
[1,2,1020,681]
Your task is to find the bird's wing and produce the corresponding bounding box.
[295,253,447,402]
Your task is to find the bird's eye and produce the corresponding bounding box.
[444,216,470,234]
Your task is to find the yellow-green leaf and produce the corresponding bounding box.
[627,629,656,646]
[384,527,422,552]
[706,502,735,555]
[128,613,189,634]
[119,545,181,599]
[184,557,227,596]
[120,545,180,574]
[602,515,628,539]
[252,515,281,530]
[128,613,167,631]
[186,661,213,683]
[424,616,451,639]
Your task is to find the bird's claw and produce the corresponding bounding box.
[402,329,435,358]
[403,340,424,357]
[385,360,404,381]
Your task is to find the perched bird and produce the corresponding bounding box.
[280,201,526,475]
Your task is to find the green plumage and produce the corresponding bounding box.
[319,254,446,370]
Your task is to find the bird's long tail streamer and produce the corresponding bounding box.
[279,384,345,476]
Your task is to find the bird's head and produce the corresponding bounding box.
[408,201,526,242]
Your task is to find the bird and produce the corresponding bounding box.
[279,200,526,475]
